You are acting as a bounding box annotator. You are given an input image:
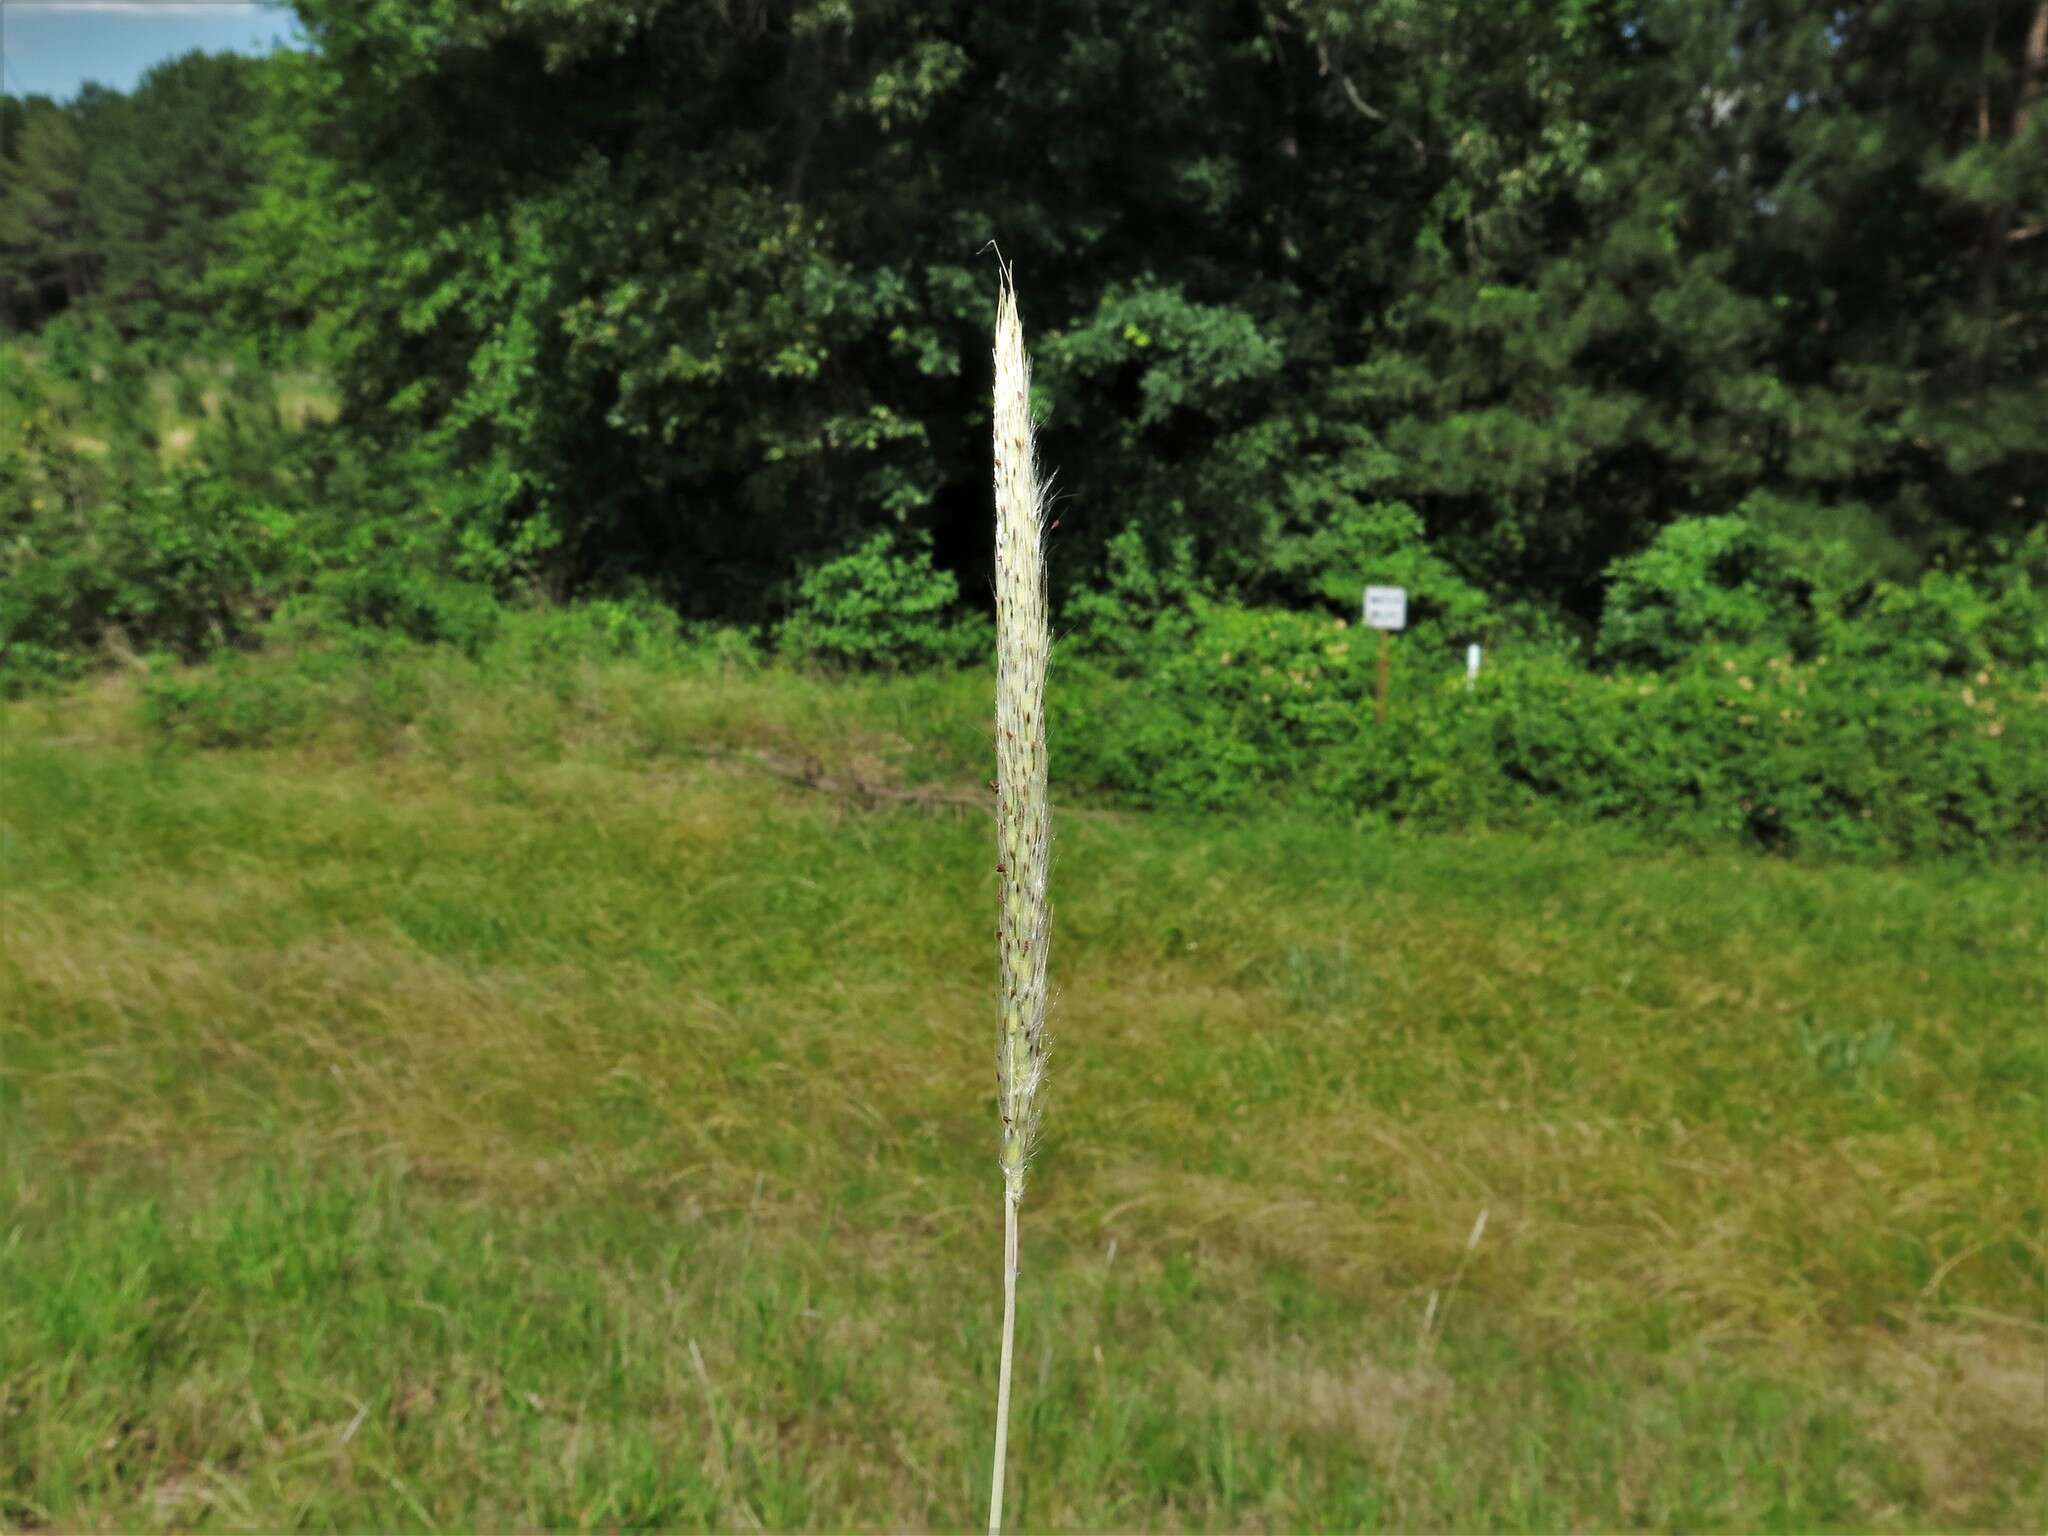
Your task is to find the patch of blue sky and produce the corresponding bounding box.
[2,1,306,102]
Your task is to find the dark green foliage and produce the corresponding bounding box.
[242,0,2044,630]
[1295,0,2047,603]
[17,2,2044,625]
[1,53,267,340]
[78,53,265,342]
[1057,527,1205,664]
[0,95,96,329]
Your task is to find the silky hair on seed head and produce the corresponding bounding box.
[987,259,1052,1536]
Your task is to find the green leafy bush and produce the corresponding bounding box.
[1,330,525,694]
[1265,496,1491,640]
[1063,502,1492,674]
[1599,515,1818,668]
[777,530,984,670]
[286,567,503,658]
[1823,531,2048,679]
[506,594,685,665]
[2,409,306,691]
[111,582,2045,859]
[1059,526,1203,665]
[1053,600,2048,857]
[1057,602,1367,810]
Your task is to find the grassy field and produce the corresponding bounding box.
[3,634,2044,1531]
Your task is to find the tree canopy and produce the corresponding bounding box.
[2,52,268,341]
[10,1,2045,629]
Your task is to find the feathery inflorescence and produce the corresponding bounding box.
[992,266,1050,1209]
[988,262,1051,1536]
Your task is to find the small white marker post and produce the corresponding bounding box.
[1363,585,1407,725]
[1466,643,1482,690]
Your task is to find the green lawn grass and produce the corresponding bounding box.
[4,637,2044,1531]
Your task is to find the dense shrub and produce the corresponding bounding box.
[776,530,986,670]
[1598,515,1818,668]
[110,580,2047,859]
[1059,526,1204,665]
[1054,601,2048,857]
[0,330,527,695]
[1822,531,2048,679]
[1062,503,1492,672]
[1056,602,1368,809]
[3,409,301,691]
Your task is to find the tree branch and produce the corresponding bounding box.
[1315,41,1428,159]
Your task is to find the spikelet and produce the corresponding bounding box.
[992,265,1050,1205]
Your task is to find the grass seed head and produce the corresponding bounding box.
[992,264,1051,1204]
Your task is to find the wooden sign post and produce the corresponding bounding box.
[1363,585,1407,725]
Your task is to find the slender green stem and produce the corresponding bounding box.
[989,1192,1019,1536]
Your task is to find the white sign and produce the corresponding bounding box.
[1466,643,1482,688]
[1363,585,1407,631]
